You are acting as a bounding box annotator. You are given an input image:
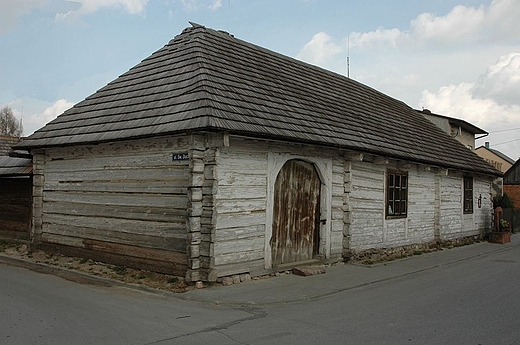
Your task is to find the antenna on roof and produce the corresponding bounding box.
[20,106,23,138]
[346,35,350,78]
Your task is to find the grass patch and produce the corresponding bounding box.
[112,265,127,275]
[167,277,179,284]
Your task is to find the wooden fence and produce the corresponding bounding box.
[503,208,520,233]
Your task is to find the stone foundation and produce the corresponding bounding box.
[346,235,484,264]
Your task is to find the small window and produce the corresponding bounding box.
[386,171,408,218]
[463,177,473,214]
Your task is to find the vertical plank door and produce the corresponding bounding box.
[271,160,321,266]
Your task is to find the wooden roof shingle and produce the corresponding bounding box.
[0,135,21,156]
[16,23,500,176]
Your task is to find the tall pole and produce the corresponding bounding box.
[347,35,350,78]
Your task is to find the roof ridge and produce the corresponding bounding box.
[14,23,501,176]
[477,145,515,164]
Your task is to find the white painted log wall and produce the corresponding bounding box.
[212,139,268,276]
[348,161,492,252]
[439,175,462,239]
[347,161,437,250]
[473,178,493,232]
[348,161,384,250]
[330,156,345,257]
[35,130,493,276]
[40,136,190,253]
[211,138,344,277]
[439,174,492,239]
[383,165,436,247]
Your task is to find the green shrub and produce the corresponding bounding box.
[493,193,515,209]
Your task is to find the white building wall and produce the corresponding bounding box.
[212,137,343,278]
[439,175,462,239]
[473,178,493,232]
[348,161,385,250]
[438,174,492,239]
[384,166,436,247]
[211,139,269,277]
[348,161,492,253]
[348,161,437,252]
[35,136,191,276]
[41,136,190,253]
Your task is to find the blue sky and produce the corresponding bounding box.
[1,0,519,159]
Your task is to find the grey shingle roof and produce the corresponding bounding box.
[0,156,32,176]
[417,109,488,135]
[0,135,21,156]
[16,23,500,176]
[477,146,515,165]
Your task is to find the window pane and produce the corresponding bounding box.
[463,177,473,214]
[386,172,408,217]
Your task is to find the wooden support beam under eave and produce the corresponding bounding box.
[345,151,363,161]
[373,157,389,165]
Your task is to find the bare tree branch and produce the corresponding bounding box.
[0,106,23,136]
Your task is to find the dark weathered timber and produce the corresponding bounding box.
[504,159,520,184]
[271,160,321,265]
[0,178,32,240]
[0,156,32,176]
[16,25,499,177]
[38,241,188,276]
[0,136,20,156]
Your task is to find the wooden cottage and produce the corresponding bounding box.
[16,24,501,282]
[0,136,33,241]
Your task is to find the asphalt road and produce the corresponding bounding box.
[2,243,520,345]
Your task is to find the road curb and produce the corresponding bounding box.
[0,255,180,298]
[1,239,518,307]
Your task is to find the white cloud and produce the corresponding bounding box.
[420,82,514,127]
[208,0,221,11]
[55,0,149,20]
[420,53,520,159]
[180,0,222,12]
[25,99,74,134]
[296,32,343,67]
[350,0,520,50]
[0,0,48,34]
[80,0,149,14]
[421,53,520,126]
[349,28,403,50]
[473,53,520,106]
[0,0,150,29]
[410,4,486,44]
[486,0,520,43]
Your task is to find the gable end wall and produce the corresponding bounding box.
[33,136,191,276]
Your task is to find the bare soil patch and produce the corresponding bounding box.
[0,241,191,293]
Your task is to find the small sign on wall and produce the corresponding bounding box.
[172,152,189,161]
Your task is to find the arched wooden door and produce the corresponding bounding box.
[270,159,321,266]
